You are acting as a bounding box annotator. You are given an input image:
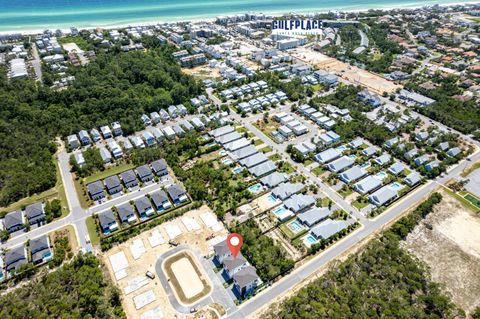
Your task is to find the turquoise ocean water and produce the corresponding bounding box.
[0,0,477,32]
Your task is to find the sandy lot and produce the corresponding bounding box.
[290,47,401,94]
[172,257,204,298]
[62,42,83,53]
[182,65,221,80]
[402,191,480,314]
[102,205,228,319]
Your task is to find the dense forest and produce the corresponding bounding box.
[232,219,295,281]
[268,193,465,319]
[0,253,125,318]
[0,43,202,206]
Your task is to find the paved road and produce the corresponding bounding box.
[30,44,43,82]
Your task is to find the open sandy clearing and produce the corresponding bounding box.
[402,191,480,314]
[163,251,212,305]
[171,256,205,299]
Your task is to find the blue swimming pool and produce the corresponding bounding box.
[289,220,303,233]
[222,158,233,165]
[267,194,278,204]
[390,182,402,190]
[348,155,357,159]
[232,167,243,174]
[219,150,227,156]
[376,171,387,178]
[207,141,217,147]
[248,183,263,194]
[361,162,371,169]
[273,206,286,216]
[336,145,347,152]
[306,235,317,245]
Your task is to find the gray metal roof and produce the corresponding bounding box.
[214,240,230,256]
[404,172,421,186]
[314,148,341,164]
[340,166,367,183]
[5,245,27,271]
[248,160,276,178]
[354,175,383,194]
[284,194,315,213]
[230,145,258,161]
[311,219,349,240]
[216,131,242,145]
[239,152,268,169]
[135,197,152,212]
[87,180,104,195]
[327,156,355,173]
[4,210,23,229]
[30,235,49,255]
[297,207,331,227]
[25,202,44,220]
[272,182,304,200]
[136,165,153,179]
[116,203,135,220]
[233,266,259,289]
[260,172,287,188]
[369,186,398,206]
[167,184,185,200]
[151,159,168,173]
[119,169,137,184]
[98,210,116,228]
[150,190,169,207]
[104,175,121,190]
[223,252,247,272]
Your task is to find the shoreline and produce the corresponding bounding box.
[0,1,478,35]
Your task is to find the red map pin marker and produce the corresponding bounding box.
[227,233,243,258]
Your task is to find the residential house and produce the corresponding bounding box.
[116,203,137,224]
[239,153,269,169]
[142,131,156,146]
[404,172,421,186]
[230,146,258,161]
[98,210,119,234]
[284,194,315,213]
[248,160,277,178]
[135,197,155,218]
[297,207,331,227]
[131,136,145,148]
[67,134,80,149]
[414,154,429,166]
[75,153,86,167]
[233,266,260,298]
[136,165,154,183]
[213,240,232,264]
[223,252,248,280]
[150,112,161,124]
[25,202,45,226]
[150,190,172,211]
[159,109,170,121]
[5,245,27,272]
[111,121,123,136]
[388,162,406,176]
[78,130,91,145]
[314,148,341,164]
[87,181,105,201]
[151,159,169,177]
[99,147,112,163]
[167,184,188,205]
[362,146,378,157]
[384,137,399,149]
[162,126,176,140]
[327,156,355,173]
[369,186,398,206]
[168,105,178,118]
[104,175,122,195]
[354,175,383,195]
[4,210,24,233]
[100,125,112,139]
[272,182,304,200]
[259,172,287,188]
[119,169,138,188]
[30,235,53,264]
[339,166,367,184]
[141,114,151,126]
[375,154,392,166]
[425,160,440,172]
[311,219,349,240]
[404,148,418,160]
[90,128,101,142]
[108,140,123,159]
[447,147,461,157]
[436,142,449,152]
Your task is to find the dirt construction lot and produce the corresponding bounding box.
[402,191,480,315]
[102,205,228,319]
[290,47,401,94]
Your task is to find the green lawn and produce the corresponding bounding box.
[253,139,264,146]
[339,188,353,198]
[84,163,135,184]
[352,200,370,210]
[269,153,282,162]
[278,161,295,174]
[259,146,273,153]
[461,161,480,178]
[58,36,90,51]
[304,159,314,166]
[236,126,248,133]
[85,216,100,246]
[311,166,325,176]
[464,193,480,209]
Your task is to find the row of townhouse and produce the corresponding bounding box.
[236,91,287,113]
[1,202,46,234]
[67,121,123,149]
[97,183,187,234]
[219,80,268,100]
[86,159,169,201]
